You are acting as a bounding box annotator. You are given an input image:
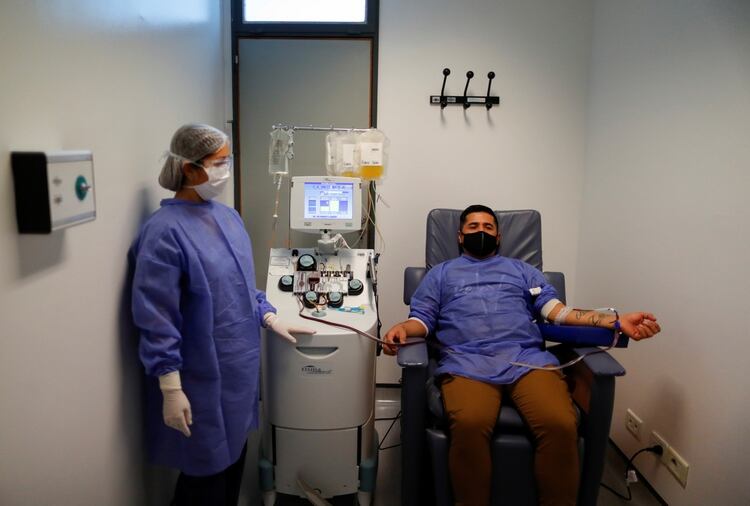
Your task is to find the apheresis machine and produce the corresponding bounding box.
[260,176,379,506]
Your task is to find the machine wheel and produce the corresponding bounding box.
[356,491,372,506]
[262,490,276,506]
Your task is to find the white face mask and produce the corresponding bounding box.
[187,162,231,201]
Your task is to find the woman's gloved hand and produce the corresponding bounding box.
[159,371,192,437]
[264,313,316,344]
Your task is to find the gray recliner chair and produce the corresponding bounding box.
[398,209,627,506]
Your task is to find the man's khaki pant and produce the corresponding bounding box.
[441,370,579,506]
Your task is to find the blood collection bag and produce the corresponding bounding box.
[357,129,389,181]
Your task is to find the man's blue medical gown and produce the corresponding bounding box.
[131,198,275,476]
[409,254,560,385]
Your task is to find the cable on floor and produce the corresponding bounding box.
[377,410,402,451]
[600,444,664,501]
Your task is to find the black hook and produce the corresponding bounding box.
[440,68,451,109]
[463,71,474,109]
[485,71,496,110]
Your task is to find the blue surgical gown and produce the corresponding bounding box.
[409,254,559,384]
[131,198,275,476]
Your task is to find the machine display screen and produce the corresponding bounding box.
[303,182,354,220]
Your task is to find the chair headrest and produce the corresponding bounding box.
[425,209,543,269]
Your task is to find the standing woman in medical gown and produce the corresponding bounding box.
[131,124,312,505]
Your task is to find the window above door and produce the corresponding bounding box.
[244,0,366,23]
[235,0,378,35]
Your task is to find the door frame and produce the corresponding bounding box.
[230,0,380,238]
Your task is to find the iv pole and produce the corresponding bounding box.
[269,123,377,250]
[272,123,368,133]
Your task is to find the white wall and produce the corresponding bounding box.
[0,1,226,504]
[3,1,745,503]
[577,1,750,504]
[376,0,595,382]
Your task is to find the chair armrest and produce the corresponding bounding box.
[573,346,626,376]
[539,323,629,348]
[548,344,626,377]
[397,339,429,368]
[404,267,427,305]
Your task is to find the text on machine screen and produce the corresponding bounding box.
[304,182,354,220]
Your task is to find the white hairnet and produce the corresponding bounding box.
[159,123,228,191]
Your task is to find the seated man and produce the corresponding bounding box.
[383,204,661,506]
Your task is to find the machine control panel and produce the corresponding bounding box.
[297,253,317,271]
[347,278,364,296]
[278,275,294,292]
[266,248,376,327]
[263,247,378,428]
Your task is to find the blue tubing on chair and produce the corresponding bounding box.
[538,324,629,348]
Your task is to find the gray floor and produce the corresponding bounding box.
[229,388,665,506]
[262,436,666,506]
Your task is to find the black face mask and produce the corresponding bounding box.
[461,231,499,258]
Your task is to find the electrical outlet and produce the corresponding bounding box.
[625,409,643,440]
[650,430,669,463]
[664,445,689,488]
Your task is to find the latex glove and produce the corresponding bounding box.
[159,371,192,437]
[264,313,316,344]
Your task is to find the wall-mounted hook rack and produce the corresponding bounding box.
[430,67,500,109]
[485,72,496,110]
[462,71,475,109]
[439,68,451,109]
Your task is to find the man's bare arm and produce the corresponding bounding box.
[547,303,661,340]
[382,319,428,355]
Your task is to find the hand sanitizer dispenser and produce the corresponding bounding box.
[11,150,96,233]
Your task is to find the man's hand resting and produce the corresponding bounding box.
[619,312,661,340]
[383,323,408,355]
